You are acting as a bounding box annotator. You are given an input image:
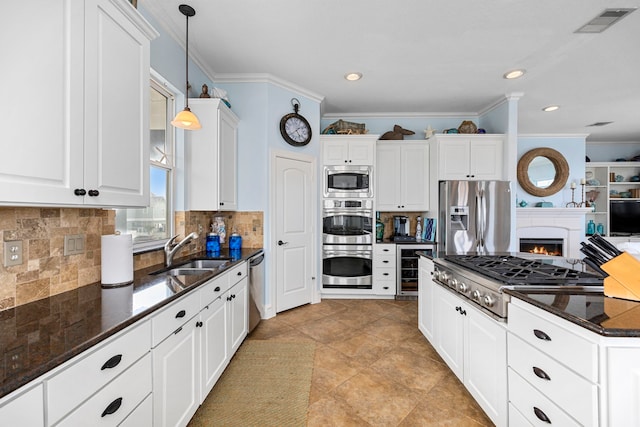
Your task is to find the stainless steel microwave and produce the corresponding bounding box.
[324,165,372,198]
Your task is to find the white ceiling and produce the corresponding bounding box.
[141,0,640,142]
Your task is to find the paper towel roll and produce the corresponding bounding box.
[101,234,133,286]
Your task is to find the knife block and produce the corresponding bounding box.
[601,252,640,301]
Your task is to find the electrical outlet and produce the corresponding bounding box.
[3,241,23,267]
[64,234,86,256]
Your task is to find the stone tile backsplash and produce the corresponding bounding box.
[1,208,264,311]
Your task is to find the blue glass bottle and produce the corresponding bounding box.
[596,223,605,235]
[586,220,595,235]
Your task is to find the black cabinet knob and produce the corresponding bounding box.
[533,329,552,341]
[101,397,123,417]
[74,188,86,196]
[101,354,122,370]
[533,366,551,381]
[175,310,186,319]
[214,286,221,292]
[88,189,99,197]
[533,407,551,423]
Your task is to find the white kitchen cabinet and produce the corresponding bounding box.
[186,98,240,211]
[0,0,157,207]
[0,384,43,426]
[434,135,504,181]
[418,256,435,342]
[376,141,429,211]
[119,394,153,427]
[321,135,377,165]
[47,319,151,426]
[373,244,396,295]
[199,293,228,401]
[508,299,599,427]
[57,353,152,427]
[432,284,507,427]
[152,314,201,427]
[228,277,249,355]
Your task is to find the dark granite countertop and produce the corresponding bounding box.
[377,239,437,245]
[0,247,262,399]
[505,288,640,338]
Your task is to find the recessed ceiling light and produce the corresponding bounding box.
[345,72,363,81]
[542,105,560,112]
[503,69,526,79]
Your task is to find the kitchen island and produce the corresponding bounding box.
[0,248,262,402]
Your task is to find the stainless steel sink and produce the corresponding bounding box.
[166,267,216,276]
[178,259,230,269]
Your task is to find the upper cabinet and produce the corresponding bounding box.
[186,99,240,211]
[0,0,158,207]
[433,135,505,181]
[376,141,430,211]
[321,135,377,165]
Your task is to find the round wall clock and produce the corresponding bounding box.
[280,98,312,146]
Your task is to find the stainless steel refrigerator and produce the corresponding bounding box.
[439,181,512,254]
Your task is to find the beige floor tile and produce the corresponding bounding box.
[311,344,361,393]
[307,396,372,427]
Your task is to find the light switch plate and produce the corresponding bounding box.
[64,234,85,256]
[3,241,23,267]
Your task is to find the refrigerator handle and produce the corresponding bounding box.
[475,194,483,251]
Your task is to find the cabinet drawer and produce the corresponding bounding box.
[374,254,396,268]
[373,267,395,281]
[227,262,247,286]
[152,290,200,347]
[373,280,395,295]
[508,333,597,426]
[57,353,152,427]
[374,244,395,255]
[200,274,230,308]
[509,368,580,427]
[119,393,152,427]
[47,320,151,426]
[509,303,597,381]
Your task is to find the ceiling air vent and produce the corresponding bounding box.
[587,121,614,127]
[575,8,636,33]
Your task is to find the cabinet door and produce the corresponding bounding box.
[228,278,249,355]
[464,304,507,427]
[376,144,402,210]
[83,0,150,207]
[218,108,238,210]
[153,318,200,427]
[605,346,640,427]
[438,140,471,180]
[347,140,375,165]
[418,257,435,342]
[0,0,84,205]
[400,144,429,211]
[322,140,350,165]
[200,296,228,401]
[0,384,44,426]
[469,138,503,180]
[433,285,465,380]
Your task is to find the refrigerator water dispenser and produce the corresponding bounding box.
[449,206,469,231]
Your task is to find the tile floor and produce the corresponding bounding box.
[248,299,495,426]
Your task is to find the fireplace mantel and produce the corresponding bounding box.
[516,208,592,258]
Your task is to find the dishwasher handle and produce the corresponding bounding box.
[249,254,264,267]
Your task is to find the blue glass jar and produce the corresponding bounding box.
[596,223,605,235]
[206,233,220,254]
[586,220,595,235]
[229,232,242,250]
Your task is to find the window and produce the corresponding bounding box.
[115,78,175,252]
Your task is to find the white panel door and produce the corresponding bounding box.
[438,140,471,180]
[376,144,401,210]
[200,296,228,401]
[275,155,314,312]
[469,138,504,180]
[400,144,430,211]
[434,285,465,380]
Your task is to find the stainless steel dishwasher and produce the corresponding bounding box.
[248,251,265,333]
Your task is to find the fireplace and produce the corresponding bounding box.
[520,238,564,256]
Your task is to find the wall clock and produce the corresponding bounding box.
[280,98,312,147]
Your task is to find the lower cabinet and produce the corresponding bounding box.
[0,384,44,426]
[373,244,396,296]
[418,256,435,343]
[152,262,249,427]
[431,284,507,427]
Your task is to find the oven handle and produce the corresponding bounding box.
[322,210,373,218]
[323,251,372,259]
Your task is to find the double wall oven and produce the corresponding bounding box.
[322,198,373,289]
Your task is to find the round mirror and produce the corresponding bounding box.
[517,148,569,197]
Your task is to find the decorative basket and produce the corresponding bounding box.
[457,120,478,134]
[321,119,368,135]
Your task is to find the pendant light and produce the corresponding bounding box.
[171,4,201,130]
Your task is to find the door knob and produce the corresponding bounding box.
[277,240,289,246]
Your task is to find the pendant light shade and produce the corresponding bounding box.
[172,4,201,130]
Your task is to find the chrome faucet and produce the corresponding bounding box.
[164,232,199,267]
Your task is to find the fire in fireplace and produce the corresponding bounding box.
[520,238,563,256]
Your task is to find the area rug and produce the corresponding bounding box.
[188,340,316,427]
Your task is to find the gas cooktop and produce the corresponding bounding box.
[443,255,603,285]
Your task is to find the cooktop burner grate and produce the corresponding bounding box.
[444,255,603,285]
